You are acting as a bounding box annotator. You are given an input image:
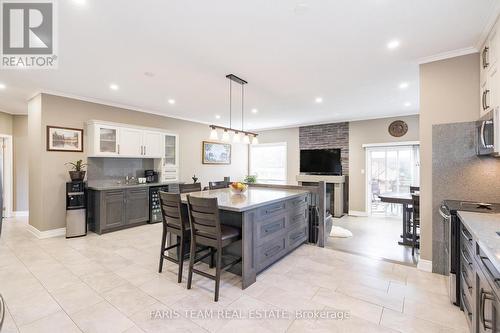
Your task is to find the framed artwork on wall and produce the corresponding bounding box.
[202,141,231,164]
[46,126,84,152]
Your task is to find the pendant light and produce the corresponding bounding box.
[208,74,258,144]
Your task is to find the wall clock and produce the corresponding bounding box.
[388,120,408,137]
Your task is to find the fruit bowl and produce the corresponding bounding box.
[229,182,248,194]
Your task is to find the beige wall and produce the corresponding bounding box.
[13,115,29,211]
[348,115,420,213]
[28,95,43,230]
[0,111,13,134]
[257,127,300,184]
[419,53,479,262]
[30,93,248,231]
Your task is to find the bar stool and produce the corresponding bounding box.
[179,183,202,194]
[158,192,190,283]
[186,195,242,302]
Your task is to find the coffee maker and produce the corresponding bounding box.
[144,170,159,183]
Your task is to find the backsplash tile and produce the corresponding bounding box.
[87,157,155,182]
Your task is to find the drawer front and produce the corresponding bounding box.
[256,237,287,272]
[287,208,307,230]
[460,287,473,330]
[255,215,287,246]
[460,245,474,276]
[460,262,474,299]
[460,224,474,252]
[287,225,307,249]
[256,202,287,221]
[286,196,307,210]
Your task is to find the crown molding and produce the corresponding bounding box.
[29,90,213,127]
[475,3,500,50]
[418,47,478,65]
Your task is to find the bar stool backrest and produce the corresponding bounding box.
[186,195,221,248]
[180,183,202,194]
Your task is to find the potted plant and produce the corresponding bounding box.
[244,175,257,184]
[65,159,87,181]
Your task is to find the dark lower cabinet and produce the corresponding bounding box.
[459,219,500,333]
[89,188,149,234]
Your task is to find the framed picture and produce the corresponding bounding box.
[46,126,84,152]
[202,141,231,164]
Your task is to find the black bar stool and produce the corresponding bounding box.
[186,195,241,302]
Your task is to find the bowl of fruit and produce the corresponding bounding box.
[229,182,248,194]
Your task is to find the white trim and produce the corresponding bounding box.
[31,91,212,127]
[475,5,500,50]
[13,211,29,217]
[26,224,66,239]
[418,47,478,65]
[417,259,432,272]
[0,134,13,219]
[362,141,420,148]
[348,210,368,217]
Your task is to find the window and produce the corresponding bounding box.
[249,142,287,184]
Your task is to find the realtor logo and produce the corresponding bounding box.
[1,0,58,68]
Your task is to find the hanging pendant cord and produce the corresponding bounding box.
[229,80,232,129]
[241,84,244,131]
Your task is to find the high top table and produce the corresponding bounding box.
[179,187,310,288]
[378,192,419,246]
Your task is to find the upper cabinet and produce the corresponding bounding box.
[480,19,500,119]
[87,121,169,159]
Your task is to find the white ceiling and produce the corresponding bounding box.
[0,0,498,130]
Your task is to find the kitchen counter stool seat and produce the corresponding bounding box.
[186,195,242,302]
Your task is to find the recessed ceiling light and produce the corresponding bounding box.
[168,99,175,105]
[387,40,400,50]
[215,114,221,119]
[0,83,6,90]
[109,84,119,91]
[73,0,86,5]
[315,97,323,103]
[399,82,409,89]
[404,102,411,107]
[251,108,258,114]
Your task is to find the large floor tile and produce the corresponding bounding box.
[18,310,82,333]
[6,288,61,326]
[102,283,157,317]
[380,308,467,333]
[80,269,128,293]
[70,301,135,333]
[50,282,104,314]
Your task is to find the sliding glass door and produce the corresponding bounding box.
[366,145,420,216]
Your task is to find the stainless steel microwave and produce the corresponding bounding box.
[477,109,500,156]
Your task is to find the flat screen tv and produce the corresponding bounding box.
[300,149,342,175]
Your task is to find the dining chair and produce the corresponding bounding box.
[410,194,420,256]
[158,192,213,283]
[186,195,242,302]
[179,183,202,194]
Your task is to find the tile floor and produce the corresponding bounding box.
[0,216,467,333]
[329,215,416,265]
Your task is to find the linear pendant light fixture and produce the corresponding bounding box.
[209,74,258,144]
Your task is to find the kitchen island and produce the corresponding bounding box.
[180,187,310,288]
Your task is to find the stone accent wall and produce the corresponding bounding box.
[299,122,349,175]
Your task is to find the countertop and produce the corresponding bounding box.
[458,211,500,272]
[87,181,180,191]
[180,187,310,212]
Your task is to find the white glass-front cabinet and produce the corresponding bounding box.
[92,124,120,156]
[161,134,179,181]
[87,121,167,158]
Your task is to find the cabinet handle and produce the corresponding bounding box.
[485,90,490,110]
[483,47,490,69]
[144,146,147,155]
[480,288,494,331]
[264,222,282,234]
[117,144,120,154]
[460,228,472,243]
[461,249,472,267]
[482,91,487,110]
[461,271,472,291]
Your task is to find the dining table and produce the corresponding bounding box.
[378,192,419,246]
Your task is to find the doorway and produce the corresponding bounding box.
[0,135,13,219]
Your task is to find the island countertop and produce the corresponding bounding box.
[457,211,500,273]
[180,187,310,212]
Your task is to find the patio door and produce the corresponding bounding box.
[366,144,420,216]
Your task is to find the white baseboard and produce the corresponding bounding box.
[417,259,432,272]
[26,224,66,239]
[348,210,368,217]
[13,211,29,217]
